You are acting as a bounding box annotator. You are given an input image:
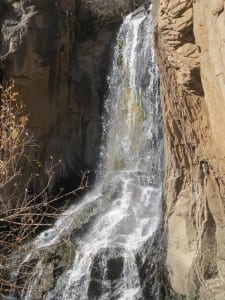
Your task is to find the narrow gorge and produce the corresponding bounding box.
[1,0,225,299]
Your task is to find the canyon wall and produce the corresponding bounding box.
[0,0,121,189]
[155,0,225,298]
[2,0,225,298]
[0,1,148,190]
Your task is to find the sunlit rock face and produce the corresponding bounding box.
[155,0,225,298]
[0,0,120,188]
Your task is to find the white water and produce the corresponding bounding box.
[23,5,163,300]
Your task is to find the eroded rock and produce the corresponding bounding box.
[156,0,225,298]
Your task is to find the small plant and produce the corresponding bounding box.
[118,38,125,50]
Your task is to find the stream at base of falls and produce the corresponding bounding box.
[22,4,163,300]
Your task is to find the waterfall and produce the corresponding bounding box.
[23,5,163,300]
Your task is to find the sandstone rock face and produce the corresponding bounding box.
[155,0,225,298]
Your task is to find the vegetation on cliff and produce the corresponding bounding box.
[0,81,88,297]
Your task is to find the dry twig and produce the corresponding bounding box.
[0,81,88,296]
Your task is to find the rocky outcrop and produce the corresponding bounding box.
[83,0,148,20]
[155,0,225,298]
[0,1,151,191]
[0,0,122,189]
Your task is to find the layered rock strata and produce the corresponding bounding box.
[155,0,225,298]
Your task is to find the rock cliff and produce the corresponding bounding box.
[0,0,121,189]
[0,1,148,191]
[155,0,225,298]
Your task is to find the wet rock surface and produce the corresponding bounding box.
[15,240,76,300]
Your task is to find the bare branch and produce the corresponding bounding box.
[0,81,88,297]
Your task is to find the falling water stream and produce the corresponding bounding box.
[23,5,163,300]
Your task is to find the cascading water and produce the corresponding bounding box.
[23,5,163,300]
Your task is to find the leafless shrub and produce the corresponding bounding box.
[0,81,88,297]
